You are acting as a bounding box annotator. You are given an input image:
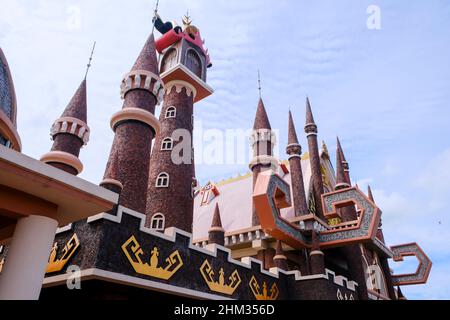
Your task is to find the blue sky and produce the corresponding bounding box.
[1,0,449,299]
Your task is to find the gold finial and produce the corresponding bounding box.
[322,140,329,156]
[84,41,96,79]
[183,10,192,26]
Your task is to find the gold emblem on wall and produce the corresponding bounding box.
[46,233,80,273]
[121,235,183,280]
[249,276,279,300]
[200,260,241,295]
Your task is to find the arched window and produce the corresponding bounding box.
[156,172,169,188]
[150,213,165,231]
[161,137,173,151]
[160,48,178,74]
[165,106,176,118]
[185,49,202,78]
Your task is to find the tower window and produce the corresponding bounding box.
[161,48,178,74]
[156,172,169,188]
[161,137,173,151]
[165,106,176,119]
[185,49,202,78]
[150,213,165,231]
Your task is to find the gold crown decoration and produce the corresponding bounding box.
[249,276,279,300]
[328,217,342,226]
[200,260,241,295]
[46,233,80,273]
[182,11,199,35]
[121,235,183,280]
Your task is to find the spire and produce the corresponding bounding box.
[253,98,271,130]
[273,240,288,270]
[336,136,351,184]
[367,185,375,202]
[60,79,87,123]
[288,110,299,145]
[84,41,96,80]
[210,203,223,229]
[131,33,159,74]
[208,203,225,246]
[305,97,316,126]
[336,136,346,162]
[335,148,349,190]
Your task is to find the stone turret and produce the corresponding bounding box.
[101,32,163,213]
[249,98,277,226]
[286,110,308,216]
[41,79,89,175]
[304,98,324,219]
[146,15,213,233]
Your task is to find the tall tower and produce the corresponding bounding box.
[286,111,308,216]
[304,98,325,219]
[100,33,164,213]
[40,79,89,175]
[249,97,277,226]
[146,15,213,232]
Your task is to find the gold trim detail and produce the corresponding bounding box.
[0,258,4,273]
[121,235,183,280]
[249,276,279,300]
[328,217,342,226]
[200,259,241,295]
[46,233,80,273]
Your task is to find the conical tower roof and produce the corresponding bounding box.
[61,79,87,123]
[131,33,159,75]
[210,203,223,228]
[367,185,375,202]
[305,97,316,125]
[253,98,271,130]
[335,149,348,189]
[288,110,299,145]
[336,136,347,162]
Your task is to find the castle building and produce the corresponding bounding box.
[0,12,432,300]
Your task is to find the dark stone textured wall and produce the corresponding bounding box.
[146,86,195,232]
[40,209,358,300]
[51,133,83,157]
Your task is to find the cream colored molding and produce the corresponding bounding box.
[120,69,165,105]
[248,155,279,170]
[100,178,124,191]
[164,80,197,99]
[208,226,225,233]
[40,151,83,174]
[110,107,160,136]
[50,116,90,145]
[310,250,325,256]
[249,129,277,146]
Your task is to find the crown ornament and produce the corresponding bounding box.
[200,260,241,295]
[46,233,80,273]
[121,235,183,280]
[249,276,279,300]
